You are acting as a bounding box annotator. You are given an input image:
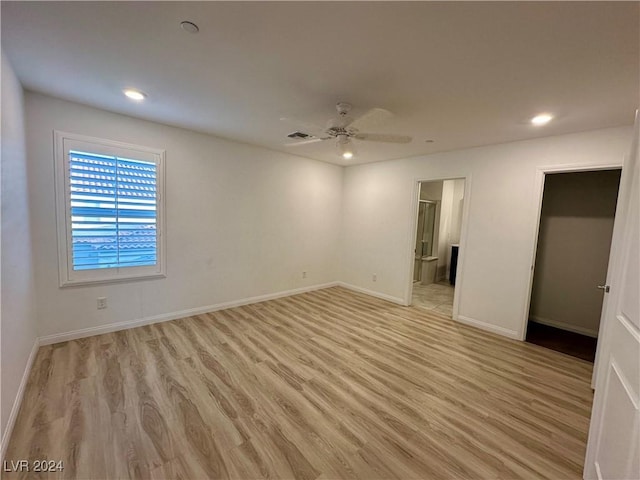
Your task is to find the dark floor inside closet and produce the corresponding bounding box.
[526,321,597,362]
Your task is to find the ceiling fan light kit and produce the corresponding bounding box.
[337,135,355,159]
[283,102,413,159]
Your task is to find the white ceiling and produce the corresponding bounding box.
[2,2,638,166]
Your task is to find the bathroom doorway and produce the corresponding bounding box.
[411,178,465,317]
[525,168,621,361]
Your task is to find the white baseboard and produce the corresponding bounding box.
[456,314,521,340]
[1,338,40,462]
[337,282,406,305]
[529,315,599,338]
[39,282,339,346]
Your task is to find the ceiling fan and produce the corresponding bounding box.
[283,103,412,159]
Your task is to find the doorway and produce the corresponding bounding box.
[411,179,465,317]
[526,169,621,361]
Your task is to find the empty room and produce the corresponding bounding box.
[1,2,639,479]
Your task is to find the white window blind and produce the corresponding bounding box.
[69,151,158,270]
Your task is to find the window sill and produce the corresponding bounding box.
[59,272,166,288]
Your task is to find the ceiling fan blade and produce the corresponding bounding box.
[354,133,412,143]
[348,108,394,130]
[284,137,328,147]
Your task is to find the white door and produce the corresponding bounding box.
[584,111,640,480]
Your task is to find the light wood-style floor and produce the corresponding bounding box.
[412,281,455,316]
[5,287,594,479]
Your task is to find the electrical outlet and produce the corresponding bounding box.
[302,271,307,279]
[97,297,107,310]
[372,273,377,282]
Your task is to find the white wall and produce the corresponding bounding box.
[450,179,465,244]
[530,170,621,337]
[25,92,343,339]
[340,126,632,338]
[1,52,38,451]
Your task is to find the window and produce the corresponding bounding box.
[55,131,165,286]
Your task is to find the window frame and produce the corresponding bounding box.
[54,131,166,287]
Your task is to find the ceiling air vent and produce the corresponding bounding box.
[287,131,312,139]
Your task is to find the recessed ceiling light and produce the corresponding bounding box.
[180,21,199,34]
[342,151,353,160]
[123,89,146,101]
[531,113,553,126]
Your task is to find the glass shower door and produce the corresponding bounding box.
[414,201,437,282]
